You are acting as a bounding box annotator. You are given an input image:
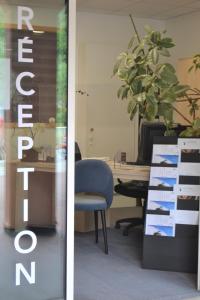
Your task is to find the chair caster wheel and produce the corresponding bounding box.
[115,223,120,229]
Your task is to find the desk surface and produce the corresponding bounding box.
[107,161,150,181]
[8,161,64,173]
[9,159,150,180]
[82,157,150,181]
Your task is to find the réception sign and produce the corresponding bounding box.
[14,6,37,286]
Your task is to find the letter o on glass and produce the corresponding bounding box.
[14,230,37,254]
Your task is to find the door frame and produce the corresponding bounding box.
[66,0,76,299]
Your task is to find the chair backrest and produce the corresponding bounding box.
[75,159,113,208]
[75,142,82,161]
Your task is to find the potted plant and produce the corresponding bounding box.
[113,16,200,136]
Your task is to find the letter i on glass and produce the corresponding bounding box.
[23,199,28,222]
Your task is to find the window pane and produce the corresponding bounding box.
[0,1,67,299]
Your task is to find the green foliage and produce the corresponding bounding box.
[188,54,200,72]
[0,8,5,58]
[113,26,189,130]
[56,9,68,126]
[180,118,200,137]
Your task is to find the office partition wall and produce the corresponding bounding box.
[0,0,75,299]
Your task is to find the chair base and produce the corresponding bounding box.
[115,217,143,236]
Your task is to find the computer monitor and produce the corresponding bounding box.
[137,122,188,165]
[137,122,166,165]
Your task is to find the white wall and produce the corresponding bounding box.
[76,12,165,160]
[166,11,200,66]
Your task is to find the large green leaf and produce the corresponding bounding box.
[113,59,122,76]
[150,31,161,45]
[173,84,190,97]
[127,99,136,113]
[163,63,176,73]
[179,127,195,137]
[141,75,153,87]
[151,48,159,64]
[193,118,200,129]
[159,87,177,103]
[135,92,146,103]
[146,94,158,104]
[159,37,175,48]
[125,53,135,67]
[155,64,167,75]
[128,36,135,49]
[121,85,130,100]
[129,102,138,120]
[158,103,173,121]
[146,102,158,120]
[113,52,128,76]
[127,68,138,84]
[159,48,170,57]
[117,85,126,98]
[131,80,143,94]
[117,68,129,81]
[160,64,178,84]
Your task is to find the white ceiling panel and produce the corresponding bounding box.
[157,6,197,19]
[77,0,200,19]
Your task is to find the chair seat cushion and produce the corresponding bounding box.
[75,193,107,211]
[114,180,148,199]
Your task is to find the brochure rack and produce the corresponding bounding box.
[143,137,200,273]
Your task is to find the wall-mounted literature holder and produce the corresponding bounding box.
[143,137,200,273]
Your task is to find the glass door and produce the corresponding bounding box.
[0,0,73,299]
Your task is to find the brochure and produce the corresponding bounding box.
[178,162,200,176]
[175,210,199,225]
[147,190,176,211]
[152,144,179,165]
[175,185,200,197]
[150,167,178,188]
[145,214,175,237]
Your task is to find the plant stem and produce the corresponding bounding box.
[172,105,192,125]
[177,98,200,102]
[176,99,190,103]
[129,14,141,44]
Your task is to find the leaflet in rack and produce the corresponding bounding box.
[152,144,179,165]
[145,138,200,238]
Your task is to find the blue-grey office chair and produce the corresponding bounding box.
[75,159,113,254]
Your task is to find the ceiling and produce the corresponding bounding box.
[77,0,200,20]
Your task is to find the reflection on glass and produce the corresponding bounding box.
[0,1,67,299]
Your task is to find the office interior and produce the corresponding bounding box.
[1,1,200,300]
[74,1,200,300]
